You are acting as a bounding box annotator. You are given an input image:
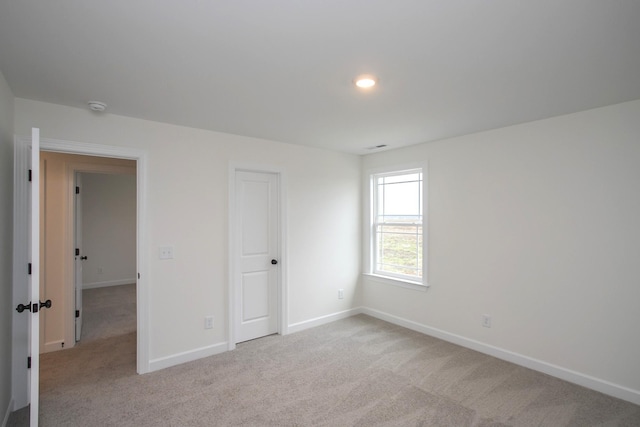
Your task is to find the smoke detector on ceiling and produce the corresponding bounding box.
[88,101,107,112]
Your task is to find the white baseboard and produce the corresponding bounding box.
[148,341,228,372]
[83,279,136,290]
[142,306,639,405]
[43,339,65,353]
[361,307,640,406]
[2,398,13,427]
[287,307,363,334]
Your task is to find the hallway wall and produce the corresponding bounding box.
[0,66,15,423]
[81,172,136,289]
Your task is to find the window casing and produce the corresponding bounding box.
[370,169,424,284]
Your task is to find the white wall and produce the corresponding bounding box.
[10,93,640,404]
[81,172,136,288]
[0,71,14,422]
[362,100,640,401]
[15,98,361,363]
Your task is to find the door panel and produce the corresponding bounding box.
[241,180,270,255]
[234,171,279,343]
[242,271,270,321]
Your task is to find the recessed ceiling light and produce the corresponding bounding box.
[88,101,107,112]
[354,74,378,89]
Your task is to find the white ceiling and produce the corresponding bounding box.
[1,1,639,154]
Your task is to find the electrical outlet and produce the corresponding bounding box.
[159,246,174,260]
[97,267,103,275]
[482,314,492,328]
[338,289,344,299]
[204,316,214,329]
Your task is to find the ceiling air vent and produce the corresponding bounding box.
[365,144,388,150]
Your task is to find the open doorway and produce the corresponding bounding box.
[29,160,140,423]
[74,171,137,344]
[11,135,149,421]
[37,152,136,353]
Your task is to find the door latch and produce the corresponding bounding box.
[15,299,52,313]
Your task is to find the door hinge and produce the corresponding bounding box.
[75,310,80,318]
[27,356,31,369]
[28,263,32,275]
[76,186,80,194]
[28,169,32,182]
[75,248,80,256]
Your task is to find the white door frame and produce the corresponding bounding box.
[12,135,150,409]
[228,163,288,350]
[74,171,83,343]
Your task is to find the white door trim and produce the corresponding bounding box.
[74,172,83,343]
[228,163,288,350]
[29,128,40,426]
[11,135,150,406]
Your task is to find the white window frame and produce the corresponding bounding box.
[364,163,428,291]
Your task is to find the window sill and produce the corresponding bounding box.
[363,273,429,292]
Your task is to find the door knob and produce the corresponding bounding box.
[15,302,31,313]
[15,300,52,313]
[271,259,278,265]
[80,256,88,260]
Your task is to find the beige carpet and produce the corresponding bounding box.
[9,314,640,426]
[80,283,136,343]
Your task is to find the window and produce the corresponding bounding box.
[370,169,424,284]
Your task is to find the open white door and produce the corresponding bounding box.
[11,128,44,424]
[29,128,41,426]
[234,171,280,343]
[74,173,83,341]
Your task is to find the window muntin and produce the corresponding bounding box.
[372,170,423,282]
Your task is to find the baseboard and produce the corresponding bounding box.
[2,398,13,427]
[148,341,228,372]
[43,339,65,353]
[83,279,136,290]
[361,307,640,406]
[287,307,363,334]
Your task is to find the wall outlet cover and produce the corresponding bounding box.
[204,316,214,329]
[482,314,492,328]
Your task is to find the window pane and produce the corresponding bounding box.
[381,181,420,218]
[376,172,422,224]
[376,225,422,278]
[372,169,423,281]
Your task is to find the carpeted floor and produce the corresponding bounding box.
[8,309,640,425]
[80,283,137,343]
[7,283,137,426]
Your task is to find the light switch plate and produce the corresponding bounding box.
[159,246,174,260]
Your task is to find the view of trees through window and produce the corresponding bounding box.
[373,170,423,281]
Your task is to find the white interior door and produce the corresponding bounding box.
[29,127,41,426]
[74,172,83,341]
[234,171,279,343]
